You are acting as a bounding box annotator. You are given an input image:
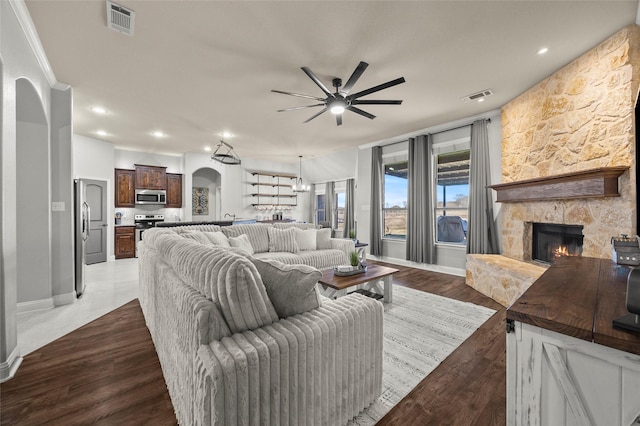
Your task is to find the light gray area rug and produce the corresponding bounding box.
[348,285,496,425]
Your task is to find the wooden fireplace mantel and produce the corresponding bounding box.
[489,166,629,203]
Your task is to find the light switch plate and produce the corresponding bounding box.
[51,201,65,211]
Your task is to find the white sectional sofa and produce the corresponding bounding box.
[157,222,355,271]
[138,225,383,425]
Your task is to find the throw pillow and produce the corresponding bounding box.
[316,228,332,250]
[295,228,317,251]
[267,227,299,253]
[180,231,211,245]
[251,257,322,318]
[203,231,231,247]
[228,234,254,255]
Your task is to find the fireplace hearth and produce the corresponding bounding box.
[532,223,584,264]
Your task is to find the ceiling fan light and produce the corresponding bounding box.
[330,104,345,115]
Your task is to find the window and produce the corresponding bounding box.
[315,193,325,224]
[383,161,408,239]
[336,191,346,232]
[435,149,470,244]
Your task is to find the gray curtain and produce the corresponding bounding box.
[406,135,435,263]
[467,119,500,254]
[370,146,383,256]
[343,178,356,238]
[325,181,335,229]
[309,184,316,224]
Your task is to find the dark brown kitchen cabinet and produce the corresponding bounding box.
[166,173,183,208]
[115,168,135,207]
[115,226,136,259]
[135,164,167,190]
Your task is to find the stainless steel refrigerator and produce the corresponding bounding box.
[74,179,90,297]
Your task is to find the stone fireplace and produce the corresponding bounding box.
[530,223,583,264]
[466,24,640,307]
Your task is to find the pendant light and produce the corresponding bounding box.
[293,156,310,193]
[211,140,241,165]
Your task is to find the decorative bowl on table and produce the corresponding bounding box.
[334,264,367,276]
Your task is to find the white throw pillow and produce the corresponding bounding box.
[267,227,299,253]
[228,234,254,255]
[316,228,332,250]
[203,231,231,247]
[251,257,322,319]
[295,228,317,251]
[180,231,211,245]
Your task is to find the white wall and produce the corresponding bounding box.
[1,0,58,382]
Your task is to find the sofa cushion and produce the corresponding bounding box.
[273,222,319,230]
[295,228,317,251]
[251,258,322,318]
[267,227,299,253]
[221,223,271,253]
[203,231,231,247]
[228,234,255,255]
[316,228,332,250]
[298,249,349,270]
[154,235,278,334]
[252,252,303,264]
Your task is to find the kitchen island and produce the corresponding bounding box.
[506,256,640,426]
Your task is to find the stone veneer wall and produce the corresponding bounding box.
[501,25,640,261]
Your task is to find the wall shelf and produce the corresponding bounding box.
[248,171,298,208]
[489,166,628,203]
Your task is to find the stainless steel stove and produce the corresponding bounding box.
[134,214,164,256]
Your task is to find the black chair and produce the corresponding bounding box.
[437,216,466,243]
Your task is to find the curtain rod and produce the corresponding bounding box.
[377,118,492,149]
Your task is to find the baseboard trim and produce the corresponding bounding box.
[17,297,54,314]
[0,346,23,383]
[366,255,466,277]
[53,291,76,306]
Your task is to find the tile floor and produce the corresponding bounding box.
[16,258,139,356]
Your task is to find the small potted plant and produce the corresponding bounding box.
[349,229,357,243]
[350,251,362,271]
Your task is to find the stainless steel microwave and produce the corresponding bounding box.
[135,189,166,205]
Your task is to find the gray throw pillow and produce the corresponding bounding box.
[251,258,322,319]
[228,234,254,255]
[267,227,299,253]
[316,228,332,250]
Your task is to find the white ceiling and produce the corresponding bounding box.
[25,0,638,162]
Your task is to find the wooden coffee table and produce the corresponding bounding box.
[318,264,399,303]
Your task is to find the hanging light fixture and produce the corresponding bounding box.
[293,155,310,193]
[211,140,241,165]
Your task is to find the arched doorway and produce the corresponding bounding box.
[16,78,51,306]
[192,168,221,221]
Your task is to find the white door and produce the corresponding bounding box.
[84,179,108,264]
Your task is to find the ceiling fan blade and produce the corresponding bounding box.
[303,107,329,123]
[336,114,343,126]
[277,103,326,112]
[301,67,334,97]
[347,106,376,120]
[271,89,325,101]
[348,77,406,100]
[341,61,369,95]
[351,100,403,105]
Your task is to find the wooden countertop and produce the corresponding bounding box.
[507,256,640,355]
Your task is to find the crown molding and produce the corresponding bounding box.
[9,0,69,90]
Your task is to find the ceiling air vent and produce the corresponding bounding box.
[461,89,494,103]
[106,1,135,36]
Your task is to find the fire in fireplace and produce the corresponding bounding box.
[532,223,584,264]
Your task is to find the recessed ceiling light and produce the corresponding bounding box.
[537,47,549,55]
[204,146,211,152]
[151,131,166,138]
[90,106,108,114]
[95,130,108,136]
[477,98,485,103]
[221,131,232,138]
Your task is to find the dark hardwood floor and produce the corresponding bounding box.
[0,261,506,425]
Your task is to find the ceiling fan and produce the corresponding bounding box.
[272,61,405,126]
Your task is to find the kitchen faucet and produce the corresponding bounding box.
[224,213,236,221]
